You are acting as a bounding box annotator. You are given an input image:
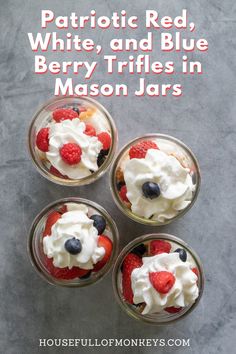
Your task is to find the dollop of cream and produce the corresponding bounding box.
[46,118,103,179]
[124,149,195,222]
[131,253,199,315]
[43,204,105,270]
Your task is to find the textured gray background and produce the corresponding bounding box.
[1,0,236,353]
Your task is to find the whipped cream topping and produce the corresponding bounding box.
[84,110,110,133]
[124,149,195,222]
[131,253,199,315]
[43,204,105,270]
[46,118,103,179]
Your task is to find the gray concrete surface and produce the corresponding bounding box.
[0,0,236,353]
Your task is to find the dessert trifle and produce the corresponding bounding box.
[110,134,200,225]
[112,234,204,324]
[28,97,117,185]
[28,198,119,286]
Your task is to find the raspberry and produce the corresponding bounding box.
[36,128,49,152]
[150,240,171,255]
[60,143,82,165]
[49,166,68,179]
[93,235,113,272]
[45,258,89,279]
[129,140,158,159]
[97,132,111,150]
[52,108,79,122]
[149,271,175,294]
[84,124,96,137]
[119,185,129,203]
[165,306,182,314]
[122,253,143,304]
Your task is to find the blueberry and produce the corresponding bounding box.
[100,149,109,157]
[142,182,161,199]
[72,107,80,115]
[174,248,187,262]
[64,238,82,255]
[97,151,106,167]
[90,214,106,235]
[132,243,146,256]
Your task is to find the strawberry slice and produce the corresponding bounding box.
[165,306,182,314]
[122,253,143,304]
[119,185,129,203]
[43,211,61,237]
[150,240,171,255]
[49,166,68,179]
[36,127,49,152]
[45,258,89,279]
[191,267,199,277]
[93,235,113,271]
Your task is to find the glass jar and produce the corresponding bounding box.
[112,233,204,324]
[28,96,117,186]
[110,134,200,225]
[28,198,119,287]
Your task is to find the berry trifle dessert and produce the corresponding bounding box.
[110,134,200,225]
[28,198,119,286]
[113,234,204,324]
[29,97,117,185]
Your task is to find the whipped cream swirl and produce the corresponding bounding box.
[131,253,199,315]
[124,149,195,222]
[43,204,105,269]
[46,118,103,179]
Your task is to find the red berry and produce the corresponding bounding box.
[165,306,182,314]
[119,185,129,203]
[43,211,61,237]
[191,267,199,277]
[45,258,89,279]
[36,128,49,152]
[150,240,171,255]
[129,140,159,159]
[49,166,68,179]
[84,124,96,137]
[122,253,143,304]
[60,143,82,165]
[52,108,79,122]
[97,132,111,150]
[58,205,68,214]
[93,235,113,271]
[149,271,175,294]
